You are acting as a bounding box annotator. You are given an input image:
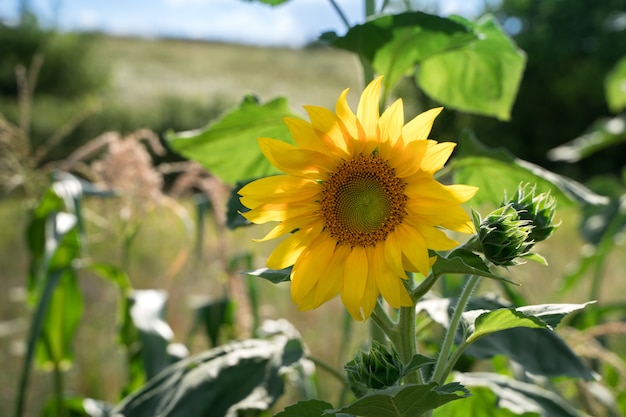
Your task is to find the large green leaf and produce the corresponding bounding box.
[111,338,306,417]
[188,297,234,348]
[417,15,525,120]
[167,95,297,184]
[417,297,595,380]
[274,399,335,417]
[548,115,626,162]
[434,384,538,417]
[321,12,476,95]
[326,382,469,417]
[246,266,292,284]
[453,131,609,207]
[450,373,589,417]
[606,56,626,113]
[464,309,548,345]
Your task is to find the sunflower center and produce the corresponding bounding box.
[320,153,407,247]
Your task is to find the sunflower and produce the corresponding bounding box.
[239,77,477,321]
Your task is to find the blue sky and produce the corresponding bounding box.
[1,0,484,47]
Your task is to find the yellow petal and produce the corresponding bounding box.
[335,88,359,145]
[242,202,317,224]
[384,232,409,279]
[239,175,320,204]
[254,214,321,242]
[304,106,351,155]
[405,179,477,204]
[340,246,369,320]
[378,98,404,147]
[258,137,336,176]
[357,76,383,140]
[372,242,412,309]
[311,243,350,308]
[283,117,327,154]
[406,203,474,233]
[396,223,431,276]
[291,233,337,304]
[266,223,323,269]
[360,251,380,320]
[387,139,429,178]
[402,107,443,143]
[403,218,459,250]
[420,141,456,173]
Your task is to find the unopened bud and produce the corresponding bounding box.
[344,341,403,397]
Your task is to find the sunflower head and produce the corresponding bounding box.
[239,76,477,320]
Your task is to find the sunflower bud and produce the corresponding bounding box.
[473,205,534,266]
[344,341,403,397]
[505,184,558,243]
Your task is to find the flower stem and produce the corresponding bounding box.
[327,0,351,29]
[397,305,422,384]
[430,275,481,384]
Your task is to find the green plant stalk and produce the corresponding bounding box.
[42,333,66,417]
[430,275,481,384]
[308,355,348,387]
[397,306,422,384]
[14,271,62,417]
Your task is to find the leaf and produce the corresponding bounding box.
[111,338,306,417]
[226,179,255,229]
[417,297,595,380]
[402,354,436,377]
[606,56,626,113]
[548,115,626,162]
[189,297,234,347]
[432,248,518,285]
[417,15,525,120]
[167,95,298,184]
[453,131,609,207]
[321,12,476,95]
[452,373,590,417]
[434,385,538,417]
[246,266,292,284]
[514,302,594,328]
[464,309,548,345]
[326,382,470,417]
[127,290,175,381]
[274,399,335,417]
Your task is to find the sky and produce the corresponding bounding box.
[1,0,485,48]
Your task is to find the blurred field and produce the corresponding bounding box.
[1,35,626,416]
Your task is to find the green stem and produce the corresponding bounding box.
[411,272,440,303]
[327,0,351,29]
[43,333,66,417]
[430,275,481,384]
[307,355,348,387]
[397,305,422,384]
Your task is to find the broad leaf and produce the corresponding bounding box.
[434,385,538,417]
[432,249,517,285]
[417,297,595,380]
[167,95,298,184]
[246,266,292,284]
[189,297,234,347]
[274,399,335,417]
[606,56,626,113]
[226,179,255,229]
[402,354,436,377]
[548,115,626,162]
[464,309,548,345]
[321,12,476,95]
[514,302,594,328]
[453,131,609,207]
[326,382,469,417]
[451,373,590,417]
[111,338,306,417]
[417,15,525,120]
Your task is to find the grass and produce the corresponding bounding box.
[2,34,626,416]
